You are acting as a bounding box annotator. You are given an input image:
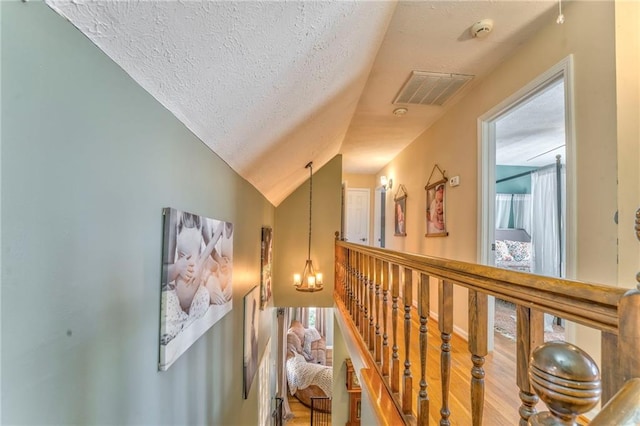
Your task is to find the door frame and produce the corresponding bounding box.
[477,55,577,350]
[373,186,386,248]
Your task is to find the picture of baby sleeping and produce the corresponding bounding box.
[159,208,234,370]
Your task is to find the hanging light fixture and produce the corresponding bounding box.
[293,161,323,292]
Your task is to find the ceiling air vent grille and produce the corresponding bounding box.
[393,71,473,106]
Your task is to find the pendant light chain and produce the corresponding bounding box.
[306,162,313,260]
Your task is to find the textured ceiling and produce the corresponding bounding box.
[47,0,558,205]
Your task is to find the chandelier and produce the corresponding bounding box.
[293,161,323,292]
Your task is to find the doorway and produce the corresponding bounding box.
[479,57,575,350]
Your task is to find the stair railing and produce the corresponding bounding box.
[334,240,640,425]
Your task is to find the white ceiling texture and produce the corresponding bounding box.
[47,0,559,206]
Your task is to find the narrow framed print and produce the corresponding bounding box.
[426,179,448,237]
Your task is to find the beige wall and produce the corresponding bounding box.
[378,1,620,347]
[274,155,343,307]
[615,0,640,290]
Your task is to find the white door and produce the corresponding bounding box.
[345,188,370,244]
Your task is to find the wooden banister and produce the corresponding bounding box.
[334,241,639,425]
[590,378,640,426]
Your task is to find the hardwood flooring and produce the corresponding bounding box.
[286,393,312,425]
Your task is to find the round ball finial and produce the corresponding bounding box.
[529,341,601,423]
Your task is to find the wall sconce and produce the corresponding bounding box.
[381,175,393,191]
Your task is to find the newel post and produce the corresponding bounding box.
[528,341,601,426]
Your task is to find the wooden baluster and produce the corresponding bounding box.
[375,258,382,364]
[439,279,453,426]
[601,331,619,404]
[417,273,430,426]
[468,290,488,426]
[360,253,366,336]
[382,261,390,378]
[340,247,347,300]
[356,253,362,331]
[402,267,413,415]
[352,251,357,319]
[391,263,400,394]
[365,254,371,346]
[618,280,640,394]
[516,305,543,425]
[336,247,343,300]
[349,250,355,319]
[361,253,368,340]
[348,250,353,317]
[369,256,375,351]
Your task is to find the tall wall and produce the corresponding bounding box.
[273,155,342,307]
[1,2,275,424]
[379,0,620,350]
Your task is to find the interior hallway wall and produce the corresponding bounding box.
[378,1,619,356]
[2,2,275,424]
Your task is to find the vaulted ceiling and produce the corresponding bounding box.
[47,0,559,205]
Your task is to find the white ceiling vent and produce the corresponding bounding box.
[393,71,473,106]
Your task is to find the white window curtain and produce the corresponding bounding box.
[512,194,532,235]
[289,307,309,327]
[315,308,327,337]
[276,309,293,420]
[495,194,512,228]
[531,166,565,278]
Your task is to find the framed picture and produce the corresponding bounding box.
[243,285,260,399]
[394,184,408,236]
[259,227,273,310]
[426,179,448,237]
[159,208,234,371]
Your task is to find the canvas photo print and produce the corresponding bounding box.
[260,227,273,309]
[426,179,448,237]
[159,207,234,371]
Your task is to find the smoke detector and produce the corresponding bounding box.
[470,19,493,39]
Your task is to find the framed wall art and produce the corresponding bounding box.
[425,164,449,237]
[394,185,408,237]
[260,227,273,310]
[243,285,260,399]
[159,208,234,371]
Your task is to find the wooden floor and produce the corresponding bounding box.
[286,394,314,425]
[286,304,547,425]
[392,303,533,425]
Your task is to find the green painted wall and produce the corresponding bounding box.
[495,165,537,194]
[1,2,275,424]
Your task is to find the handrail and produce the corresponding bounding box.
[590,378,640,426]
[337,241,624,333]
[334,240,640,425]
